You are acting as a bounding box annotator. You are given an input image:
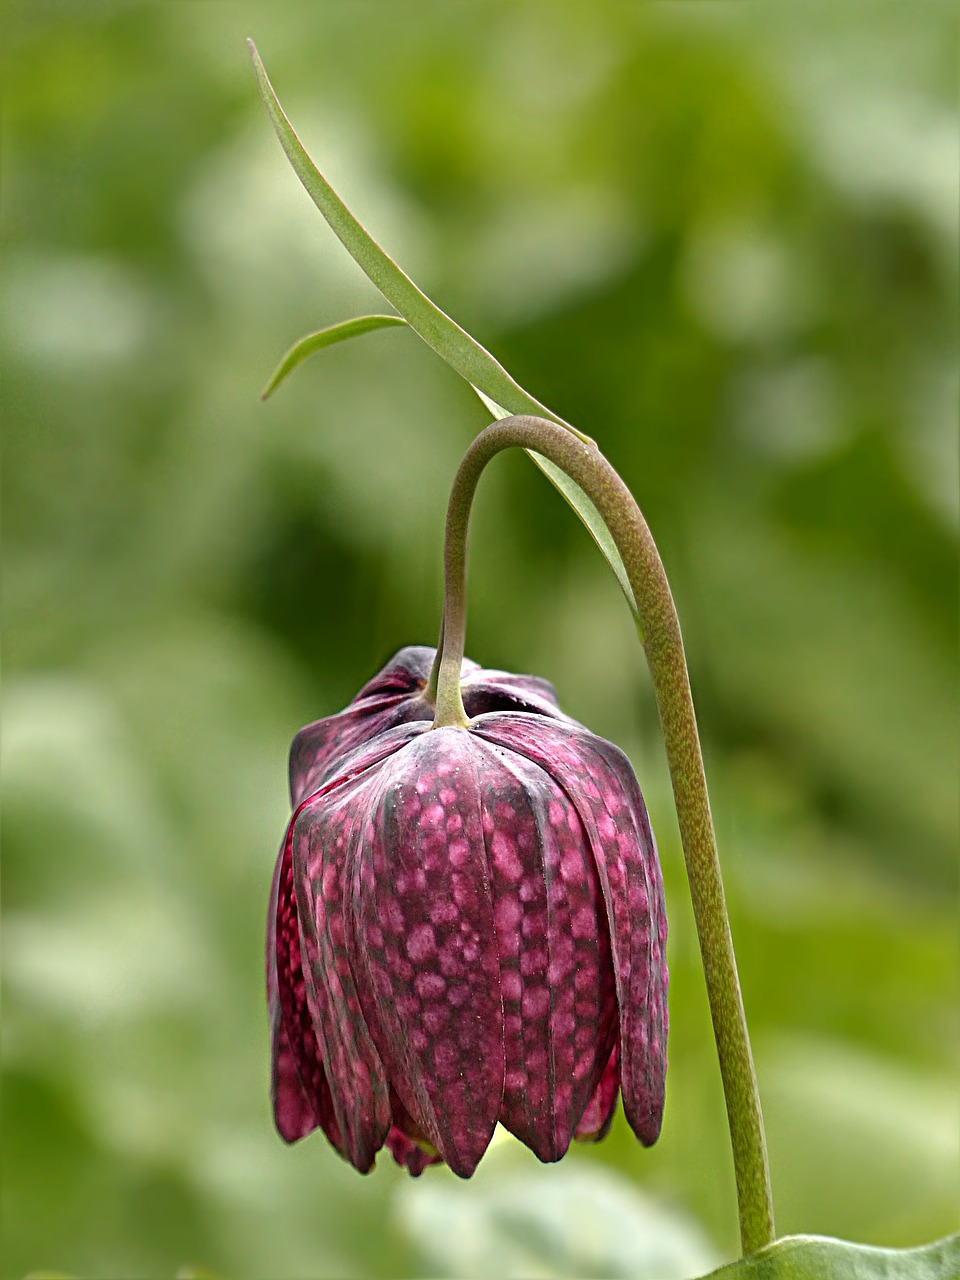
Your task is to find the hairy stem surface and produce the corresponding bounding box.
[432,415,775,1255]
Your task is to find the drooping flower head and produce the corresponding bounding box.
[267,647,667,1177]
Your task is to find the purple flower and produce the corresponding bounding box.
[267,647,667,1177]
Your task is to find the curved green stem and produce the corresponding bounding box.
[424,615,445,706]
[432,415,775,1256]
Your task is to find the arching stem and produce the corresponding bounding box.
[432,415,775,1256]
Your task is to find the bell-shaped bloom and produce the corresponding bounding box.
[267,648,667,1177]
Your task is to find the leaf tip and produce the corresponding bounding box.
[246,38,268,85]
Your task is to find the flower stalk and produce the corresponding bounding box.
[431,414,775,1256]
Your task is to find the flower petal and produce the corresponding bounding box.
[271,1017,324,1144]
[461,667,569,720]
[289,699,400,806]
[574,1040,620,1142]
[348,729,505,1178]
[353,645,439,698]
[293,788,394,1172]
[385,1127,442,1176]
[267,849,320,1141]
[469,736,617,1161]
[267,844,319,1143]
[478,714,667,1146]
[290,648,549,805]
[289,648,441,805]
[271,825,343,1149]
[384,1101,444,1178]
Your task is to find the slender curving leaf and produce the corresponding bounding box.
[473,386,641,623]
[699,1232,960,1280]
[247,40,587,440]
[248,41,652,629]
[260,314,407,400]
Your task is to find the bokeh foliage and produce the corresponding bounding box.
[2,4,957,1278]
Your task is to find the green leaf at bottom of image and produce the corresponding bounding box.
[700,1232,960,1280]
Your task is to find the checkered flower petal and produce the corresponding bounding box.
[267,649,668,1176]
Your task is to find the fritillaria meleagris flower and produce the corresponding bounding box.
[267,647,667,1177]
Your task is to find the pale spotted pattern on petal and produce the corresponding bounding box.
[476,713,667,1146]
[289,695,417,806]
[272,824,345,1151]
[469,735,618,1160]
[348,729,505,1178]
[574,1040,621,1142]
[266,842,319,1143]
[293,785,394,1172]
[269,650,667,1177]
[290,648,457,806]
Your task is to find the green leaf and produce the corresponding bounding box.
[248,42,649,631]
[260,314,407,399]
[247,40,580,436]
[473,387,641,622]
[699,1233,960,1280]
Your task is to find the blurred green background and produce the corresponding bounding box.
[2,3,957,1277]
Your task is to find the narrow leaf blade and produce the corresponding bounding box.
[473,387,640,621]
[247,40,580,434]
[249,41,635,624]
[261,314,407,400]
[531,452,641,622]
